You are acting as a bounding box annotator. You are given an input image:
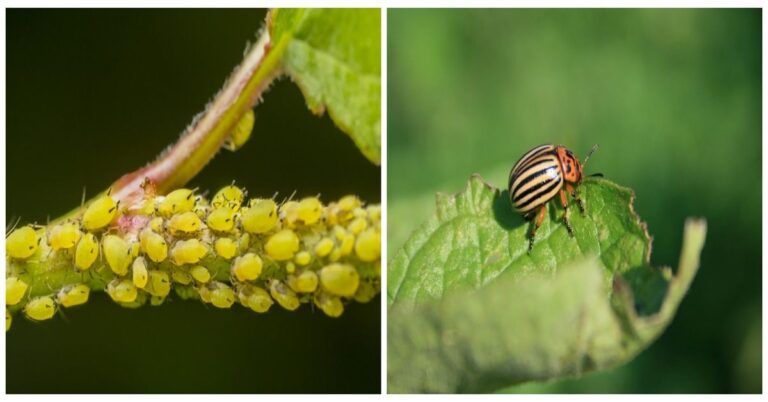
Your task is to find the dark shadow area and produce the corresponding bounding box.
[620,265,668,317]
[491,189,525,230]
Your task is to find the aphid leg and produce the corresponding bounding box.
[559,189,574,237]
[528,205,547,253]
[566,183,585,214]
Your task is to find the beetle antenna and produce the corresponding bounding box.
[587,173,604,178]
[582,144,599,167]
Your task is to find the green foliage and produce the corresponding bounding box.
[270,8,381,164]
[387,175,706,393]
[388,9,760,393]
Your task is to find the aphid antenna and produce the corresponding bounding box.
[6,216,22,235]
[287,190,298,202]
[57,307,71,324]
[81,186,88,207]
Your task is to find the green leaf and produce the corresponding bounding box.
[269,8,381,164]
[387,175,706,393]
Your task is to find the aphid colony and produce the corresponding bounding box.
[6,184,381,330]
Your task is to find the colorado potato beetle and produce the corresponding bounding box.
[508,144,601,252]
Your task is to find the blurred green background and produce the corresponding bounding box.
[7,9,380,393]
[388,9,760,393]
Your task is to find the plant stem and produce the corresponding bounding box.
[56,26,287,223]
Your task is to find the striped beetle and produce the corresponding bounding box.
[508,144,600,252]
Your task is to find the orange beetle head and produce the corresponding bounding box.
[555,146,582,183]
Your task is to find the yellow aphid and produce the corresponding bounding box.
[190,266,211,283]
[206,207,236,232]
[224,109,255,152]
[115,292,146,308]
[6,226,39,259]
[209,282,235,308]
[339,233,355,256]
[198,285,211,303]
[172,269,192,285]
[355,229,381,262]
[158,188,196,216]
[238,233,251,253]
[24,296,56,321]
[57,284,90,308]
[325,208,340,226]
[314,238,334,257]
[170,239,208,265]
[132,257,148,288]
[285,262,296,274]
[107,279,138,303]
[280,201,300,227]
[130,242,140,258]
[6,277,28,305]
[287,270,318,293]
[367,205,381,222]
[168,211,202,235]
[193,203,209,219]
[48,222,81,250]
[352,207,368,219]
[211,185,246,211]
[314,292,344,318]
[329,247,342,262]
[150,295,166,306]
[238,285,273,313]
[333,225,348,241]
[294,251,312,266]
[265,229,300,261]
[82,193,119,231]
[347,218,368,235]
[297,197,323,225]
[149,217,164,232]
[232,253,263,282]
[139,229,168,263]
[354,280,378,303]
[320,263,360,297]
[145,270,171,297]
[6,309,10,331]
[338,195,361,212]
[137,196,156,215]
[102,235,132,276]
[214,237,238,259]
[241,199,278,233]
[74,233,99,270]
[269,280,300,311]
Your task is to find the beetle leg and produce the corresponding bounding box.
[528,204,547,253]
[559,189,574,237]
[566,183,585,214]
